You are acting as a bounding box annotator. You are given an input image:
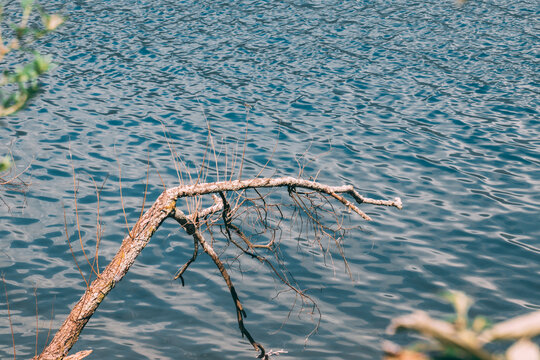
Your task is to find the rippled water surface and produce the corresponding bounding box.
[1,0,539,359]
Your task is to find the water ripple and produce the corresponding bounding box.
[1,0,538,359]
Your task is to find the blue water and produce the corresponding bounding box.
[1,0,539,359]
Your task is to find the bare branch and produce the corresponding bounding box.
[170,177,401,215]
[171,208,266,358]
[37,176,400,360]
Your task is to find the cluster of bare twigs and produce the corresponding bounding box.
[20,120,400,360]
[0,106,402,360]
[162,122,403,358]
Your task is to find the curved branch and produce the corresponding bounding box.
[174,237,198,285]
[168,177,402,219]
[37,176,400,360]
[171,208,266,358]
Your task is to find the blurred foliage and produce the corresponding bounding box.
[0,154,10,171]
[0,0,64,174]
[384,291,540,360]
[0,0,64,119]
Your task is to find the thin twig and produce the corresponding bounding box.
[2,275,16,360]
[63,206,88,288]
[42,296,54,354]
[69,150,97,277]
[34,286,39,359]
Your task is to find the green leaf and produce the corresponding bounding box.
[20,0,35,10]
[34,54,52,74]
[0,156,11,172]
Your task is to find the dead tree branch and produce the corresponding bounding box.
[36,176,401,360]
[171,207,265,357]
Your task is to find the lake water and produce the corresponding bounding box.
[1,0,539,359]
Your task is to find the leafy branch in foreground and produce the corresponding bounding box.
[384,291,540,360]
[0,1,64,206]
[0,0,64,116]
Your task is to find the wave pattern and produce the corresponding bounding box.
[0,0,538,359]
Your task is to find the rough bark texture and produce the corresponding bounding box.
[37,176,401,360]
[37,191,176,360]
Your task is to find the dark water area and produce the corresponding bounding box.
[1,0,539,359]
